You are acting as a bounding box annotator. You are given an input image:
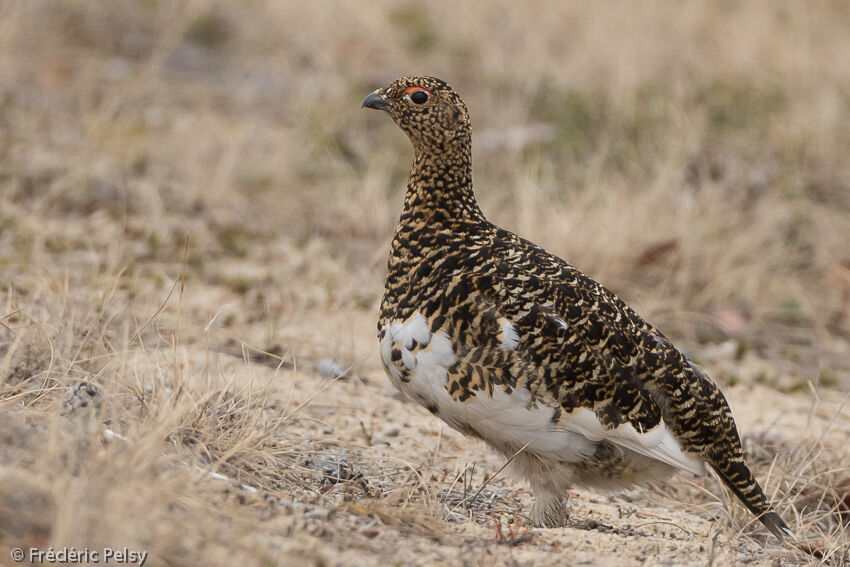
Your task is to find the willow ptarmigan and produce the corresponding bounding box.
[362,76,791,540]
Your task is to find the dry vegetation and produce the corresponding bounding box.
[1,1,849,565]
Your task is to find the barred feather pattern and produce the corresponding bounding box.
[366,76,791,540]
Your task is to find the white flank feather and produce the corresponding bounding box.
[380,313,706,477]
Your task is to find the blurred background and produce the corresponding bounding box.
[3,1,849,381]
[1,1,849,564]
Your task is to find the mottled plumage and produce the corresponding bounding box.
[363,76,791,539]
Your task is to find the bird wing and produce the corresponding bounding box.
[444,261,707,476]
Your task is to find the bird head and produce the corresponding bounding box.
[362,76,470,154]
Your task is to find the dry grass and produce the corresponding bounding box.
[1,1,849,565]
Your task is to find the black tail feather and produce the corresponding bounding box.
[711,461,793,541]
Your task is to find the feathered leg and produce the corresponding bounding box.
[530,488,568,528]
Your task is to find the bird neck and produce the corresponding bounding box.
[400,143,485,229]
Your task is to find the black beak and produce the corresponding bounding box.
[362,90,391,111]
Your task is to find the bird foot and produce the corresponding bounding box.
[530,492,569,528]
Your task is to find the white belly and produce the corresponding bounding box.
[379,312,706,477]
[379,313,595,463]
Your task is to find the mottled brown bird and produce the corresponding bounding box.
[363,76,791,540]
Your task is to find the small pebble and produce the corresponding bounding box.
[316,358,349,379]
[62,381,102,416]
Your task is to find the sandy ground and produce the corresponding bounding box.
[254,308,850,566]
[2,2,850,566]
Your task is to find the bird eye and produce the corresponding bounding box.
[410,90,429,104]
